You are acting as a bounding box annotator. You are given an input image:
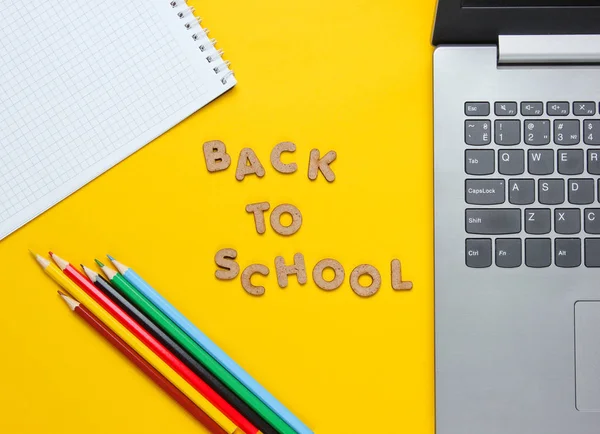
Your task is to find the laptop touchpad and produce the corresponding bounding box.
[575,301,600,411]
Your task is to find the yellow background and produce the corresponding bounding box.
[0,1,435,433]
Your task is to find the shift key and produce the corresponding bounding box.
[466,209,521,234]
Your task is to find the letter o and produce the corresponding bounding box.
[312,259,345,291]
[350,264,381,297]
[270,204,302,236]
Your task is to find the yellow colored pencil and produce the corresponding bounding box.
[32,252,239,434]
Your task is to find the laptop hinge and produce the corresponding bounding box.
[498,35,600,65]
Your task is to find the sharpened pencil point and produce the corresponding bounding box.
[107,254,115,261]
[48,251,54,256]
[95,259,105,267]
[58,292,79,311]
[81,264,98,282]
[28,249,36,258]
[31,251,50,268]
[49,252,69,270]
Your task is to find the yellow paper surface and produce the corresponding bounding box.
[0,0,435,432]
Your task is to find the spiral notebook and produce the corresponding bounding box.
[0,0,236,240]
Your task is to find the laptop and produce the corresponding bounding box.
[433,1,600,433]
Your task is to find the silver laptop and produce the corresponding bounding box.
[433,1,600,433]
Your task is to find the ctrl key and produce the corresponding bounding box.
[466,238,492,268]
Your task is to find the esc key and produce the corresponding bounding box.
[465,102,490,116]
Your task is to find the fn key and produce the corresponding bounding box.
[466,239,492,268]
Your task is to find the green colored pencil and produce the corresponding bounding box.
[94,260,295,434]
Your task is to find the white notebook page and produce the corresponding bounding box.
[0,0,235,239]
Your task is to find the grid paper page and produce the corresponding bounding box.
[0,0,235,239]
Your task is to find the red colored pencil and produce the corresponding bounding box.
[49,252,257,434]
[58,292,226,434]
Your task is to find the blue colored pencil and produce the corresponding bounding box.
[108,255,312,434]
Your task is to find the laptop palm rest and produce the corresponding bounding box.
[575,301,600,411]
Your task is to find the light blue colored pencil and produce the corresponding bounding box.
[108,255,312,434]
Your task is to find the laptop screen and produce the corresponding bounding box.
[463,0,600,5]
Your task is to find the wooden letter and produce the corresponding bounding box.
[241,264,269,296]
[391,259,413,290]
[269,203,302,236]
[214,248,239,280]
[270,142,298,174]
[274,253,307,288]
[245,202,270,234]
[312,258,345,291]
[350,264,381,297]
[202,140,231,172]
[308,149,336,182]
[236,148,265,181]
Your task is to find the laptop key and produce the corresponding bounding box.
[547,102,569,116]
[554,120,580,145]
[587,150,600,175]
[525,208,551,234]
[465,179,505,205]
[558,149,584,175]
[584,120,600,145]
[538,179,565,205]
[465,150,494,175]
[524,120,550,145]
[528,149,554,175]
[495,120,520,145]
[555,238,582,268]
[525,238,552,268]
[465,102,490,116]
[585,239,600,267]
[509,179,534,205]
[555,209,581,235]
[466,209,521,235]
[498,149,524,175]
[465,239,492,268]
[465,120,491,145]
[495,102,517,116]
[495,238,522,268]
[584,209,600,234]
[568,179,595,205]
[574,102,596,116]
[521,102,543,116]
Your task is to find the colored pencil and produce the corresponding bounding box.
[109,255,311,434]
[82,265,276,434]
[48,253,254,434]
[58,292,226,434]
[97,259,295,434]
[31,253,238,434]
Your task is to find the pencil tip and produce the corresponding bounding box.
[48,251,53,256]
[81,264,97,281]
[30,251,50,268]
[95,258,105,267]
[58,292,79,311]
[107,254,115,261]
[28,249,36,258]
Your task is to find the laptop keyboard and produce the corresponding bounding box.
[464,101,600,268]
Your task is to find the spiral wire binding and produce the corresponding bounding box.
[172,1,234,85]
